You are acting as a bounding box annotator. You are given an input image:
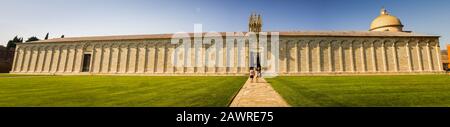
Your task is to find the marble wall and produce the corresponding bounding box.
[10,36,443,75]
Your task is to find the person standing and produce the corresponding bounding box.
[249,68,255,83]
[256,67,262,79]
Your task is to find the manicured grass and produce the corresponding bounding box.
[266,75,450,107]
[0,73,48,77]
[0,76,247,107]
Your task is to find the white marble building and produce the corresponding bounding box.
[9,9,443,75]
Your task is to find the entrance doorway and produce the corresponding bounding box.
[81,54,91,72]
[249,51,261,69]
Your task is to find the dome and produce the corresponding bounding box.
[369,8,404,32]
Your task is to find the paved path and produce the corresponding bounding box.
[230,78,290,107]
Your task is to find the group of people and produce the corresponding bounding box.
[249,67,262,83]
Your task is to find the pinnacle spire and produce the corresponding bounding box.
[248,12,262,32]
[257,14,262,25]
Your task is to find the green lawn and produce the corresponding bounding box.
[0,75,247,107]
[0,73,49,77]
[267,75,450,107]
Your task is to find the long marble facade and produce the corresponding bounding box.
[10,32,443,76]
[10,9,445,76]
[277,37,442,75]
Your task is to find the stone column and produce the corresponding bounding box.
[339,41,344,72]
[165,42,174,73]
[371,41,377,72]
[40,47,48,72]
[149,43,156,73]
[288,40,297,73]
[15,47,21,72]
[143,43,149,73]
[144,41,151,73]
[52,46,58,72]
[48,47,53,73]
[268,36,279,74]
[188,41,195,74]
[135,44,141,73]
[416,42,423,71]
[40,47,48,73]
[28,47,36,72]
[151,43,158,73]
[19,47,27,72]
[90,45,96,73]
[101,44,110,73]
[60,45,70,72]
[64,45,74,72]
[64,46,70,72]
[393,42,399,72]
[279,40,287,73]
[36,47,43,72]
[118,44,123,73]
[72,45,78,73]
[11,47,19,72]
[221,40,227,74]
[127,44,137,73]
[23,47,30,72]
[361,41,366,72]
[37,47,44,73]
[98,45,105,73]
[16,48,22,72]
[349,41,354,72]
[283,40,291,73]
[245,40,249,73]
[156,42,166,73]
[125,44,131,73]
[58,46,66,72]
[233,39,238,73]
[55,46,62,73]
[292,41,299,73]
[134,44,140,73]
[76,45,84,73]
[18,47,23,72]
[382,41,387,72]
[292,41,298,72]
[107,45,113,73]
[29,46,36,73]
[18,47,25,72]
[426,42,433,71]
[48,47,55,73]
[116,44,122,73]
[201,41,207,73]
[406,41,412,72]
[328,41,333,72]
[317,40,321,72]
[33,47,41,72]
[26,47,33,72]
[41,46,49,73]
[296,40,302,72]
[21,47,28,72]
[435,42,442,71]
[306,40,311,72]
[35,47,42,73]
[76,45,83,72]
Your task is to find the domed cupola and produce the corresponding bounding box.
[369,8,404,32]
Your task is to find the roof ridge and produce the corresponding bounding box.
[29,31,438,43]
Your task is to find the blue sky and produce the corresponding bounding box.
[1,0,449,49]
